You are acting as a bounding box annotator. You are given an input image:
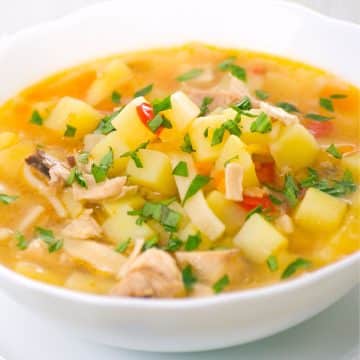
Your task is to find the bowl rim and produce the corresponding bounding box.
[0,0,359,309]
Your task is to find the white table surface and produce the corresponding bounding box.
[0,1,359,359]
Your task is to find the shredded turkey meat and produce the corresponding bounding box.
[61,210,103,239]
[225,163,244,201]
[111,249,184,298]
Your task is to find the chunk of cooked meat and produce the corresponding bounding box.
[183,74,258,111]
[259,101,299,126]
[73,176,136,202]
[61,210,103,239]
[111,249,184,298]
[225,163,244,201]
[175,249,245,286]
[25,150,70,184]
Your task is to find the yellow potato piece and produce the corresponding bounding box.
[341,152,360,180]
[0,132,19,150]
[294,187,347,232]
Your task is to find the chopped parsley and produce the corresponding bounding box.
[218,58,246,81]
[218,56,237,71]
[15,232,28,250]
[165,236,183,252]
[152,96,171,114]
[305,113,333,122]
[269,194,283,205]
[266,255,278,272]
[319,97,334,112]
[35,226,63,253]
[172,161,189,177]
[183,175,211,203]
[182,265,197,291]
[326,144,342,159]
[77,151,89,164]
[245,205,263,220]
[283,174,300,207]
[96,110,121,135]
[180,133,195,153]
[203,127,209,138]
[184,233,202,251]
[281,258,311,279]
[330,94,347,99]
[0,194,18,205]
[300,168,356,197]
[66,167,87,188]
[142,235,159,251]
[115,238,132,253]
[276,102,300,113]
[213,274,230,294]
[211,119,241,146]
[199,96,213,116]
[29,110,43,126]
[134,84,153,98]
[211,126,226,146]
[111,91,121,104]
[91,147,114,183]
[233,96,252,111]
[128,201,182,233]
[250,112,272,133]
[176,68,203,82]
[64,124,77,138]
[147,113,172,133]
[255,89,269,100]
[120,141,149,168]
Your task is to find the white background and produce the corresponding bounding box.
[0,1,359,359]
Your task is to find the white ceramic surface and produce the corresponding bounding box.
[0,0,359,353]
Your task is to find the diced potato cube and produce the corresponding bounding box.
[126,149,176,196]
[341,152,360,180]
[0,142,34,180]
[214,135,259,188]
[206,190,247,234]
[0,132,19,150]
[294,187,347,232]
[167,91,200,132]
[86,59,133,105]
[189,114,228,162]
[270,123,319,171]
[102,195,146,216]
[234,213,288,263]
[103,204,154,244]
[45,97,101,138]
[111,97,155,148]
[90,130,129,176]
[61,188,84,219]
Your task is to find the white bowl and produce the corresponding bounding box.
[0,0,359,352]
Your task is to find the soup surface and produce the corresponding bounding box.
[0,43,358,298]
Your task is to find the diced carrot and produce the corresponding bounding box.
[305,120,333,138]
[250,64,267,75]
[195,161,213,176]
[213,170,225,193]
[255,161,275,183]
[239,195,273,211]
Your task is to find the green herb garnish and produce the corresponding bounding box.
[199,96,213,116]
[266,255,278,272]
[218,56,237,70]
[218,58,246,81]
[269,194,283,205]
[245,205,263,220]
[176,68,203,82]
[183,175,211,203]
[255,89,269,100]
[165,236,183,252]
[211,119,241,146]
[111,91,121,104]
[281,258,311,279]
[330,94,347,99]
[91,147,113,183]
[233,96,252,111]
[147,113,172,133]
[283,174,299,207]
[319,98,334,112]
[184,233,202,251]
[305,113,333,122]
[172,161,189,177]
[276,102,300,113]
[326,144,342,159]
[142,235,159,251]
[152,96,171,114]
[64,124,77,138]
[35,226,63,253]
[96,109,121,135]
[0,194,18,205]
[213,274,230,294]
[115,238,132,253]
[250,112,272,133]
[15,232,28,250]
[29,110,43,126]
[78,151,89,164]
[134,84,153,97]
[120,141,149,168]
[180,133,195,153]
[66,167,87,188]
[182,265,197,291]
